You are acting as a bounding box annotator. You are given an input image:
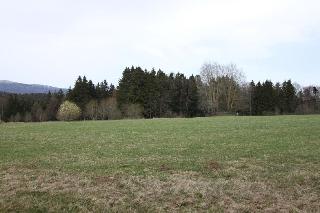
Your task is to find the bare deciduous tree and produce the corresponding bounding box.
[223,63,245,111]
[200,62,245,114]
[98,97,122,120]
[200,62,222,113]
[85,99,99,120]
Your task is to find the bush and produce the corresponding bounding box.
[57,101,81,121]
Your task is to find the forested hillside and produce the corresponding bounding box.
[0,80,66,94]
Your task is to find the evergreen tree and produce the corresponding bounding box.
[280,80,297,113]
[186,75,199,117]
[156,70,170,117]
[261,80,275,113]
[67,76,94,112]
[249,81,255,115]
[169,73,188,116]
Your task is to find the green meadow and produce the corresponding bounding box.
[1,115,319,212]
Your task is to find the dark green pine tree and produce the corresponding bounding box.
[143,68,158,118]
[156,69,170,117]
[67,76,94,111]
[274,82,282,113]
[96,80,111,101]
[261,80,276,113]
[55,89,65,102]
[88,80,96,100]
[249,81,255,115]
[280,80,297,113]
[117,67,132,107]
[253,81,264,115]
[169,73,186,116]
[117,66,148,115]
[186,75,199,117]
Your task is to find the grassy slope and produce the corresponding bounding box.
[0,115,319,212]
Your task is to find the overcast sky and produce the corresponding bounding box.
[1,0,320,88]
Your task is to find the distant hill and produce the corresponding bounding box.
[0,80,67,94]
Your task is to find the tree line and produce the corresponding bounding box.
[0,91,64,122]
[1,62,319,122]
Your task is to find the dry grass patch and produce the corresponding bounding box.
[159,164,172,172]
[206,160,222,171]
[1,165,319,212]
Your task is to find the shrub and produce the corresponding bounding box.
[57,101,81,121]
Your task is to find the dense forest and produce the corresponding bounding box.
[0,62,319,122]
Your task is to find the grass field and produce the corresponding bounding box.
[0,115,320,212]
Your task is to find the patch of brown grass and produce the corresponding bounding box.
[206,160,222,171]
[159,164,172,172]
[0,165,319,212]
